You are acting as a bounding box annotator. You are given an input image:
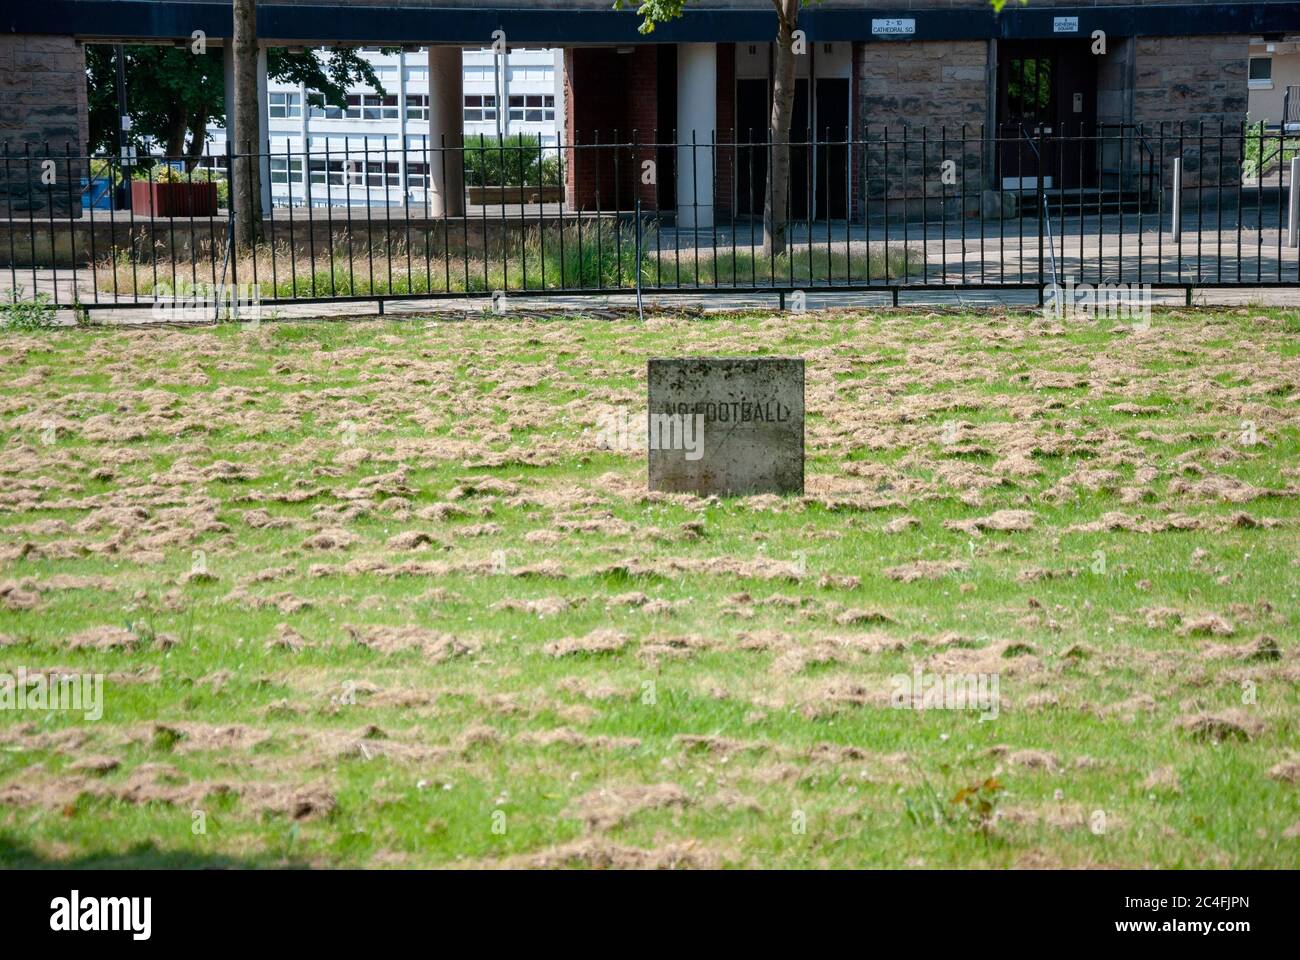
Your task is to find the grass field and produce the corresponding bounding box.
[0,307,1297,869]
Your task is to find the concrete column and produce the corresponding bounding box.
[428,45,465,218]
[257,47,271,213]
[397,48,408,207]
[676,42,716,229]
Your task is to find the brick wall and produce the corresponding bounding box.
[715,42,735,219]
[564,46,661,212]
[626,44,659,208]
[0,34,89,217]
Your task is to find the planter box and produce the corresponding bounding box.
[130,180,218,217]
[468,184,563,205]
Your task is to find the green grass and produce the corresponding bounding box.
[0,307,1297,869]
[96,225,918,299]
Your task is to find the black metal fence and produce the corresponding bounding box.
[2,123,1299,315]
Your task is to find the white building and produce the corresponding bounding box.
[207,46,565,207]
[1247,37,1300,131]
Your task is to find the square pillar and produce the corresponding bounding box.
[677,42,716,229]
[427,45,465,218]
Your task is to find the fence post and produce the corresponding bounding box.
[1036,125,1045,306]
[1289,155,1300,249]
[1171,157,1182,244]
[635,196,644,320]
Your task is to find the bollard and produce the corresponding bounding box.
[1289,156,1300,249]
[1171,158,1182,244]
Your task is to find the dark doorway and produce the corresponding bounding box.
[997,40,1098,191]
[735,77,768,217]
[656,44,677,212]
[790,78,811,221]
[815,77,849,220]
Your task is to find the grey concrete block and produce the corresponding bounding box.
[647,357,804,496]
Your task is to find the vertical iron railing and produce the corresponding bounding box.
[1,125,1298,317]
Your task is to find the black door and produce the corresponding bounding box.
[998,48,1056,190]
[815,77,849,220]
[1053,43,1098,190]
[656,44,677,212]
[735,78,768,217]
[998,41,1098,191]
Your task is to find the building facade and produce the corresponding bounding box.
[4,1,1300,219]
[1247,37,1300,129]
[203,46,564,207]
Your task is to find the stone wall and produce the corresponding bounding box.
[857,40,990,219]
[1134,36,1249,189]
[0,34,88,217]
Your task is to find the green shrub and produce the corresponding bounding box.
[1,287,57,330]
[1243,119,1300,180]
[464,135,562,188]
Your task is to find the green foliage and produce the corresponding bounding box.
[128,163,229,205]
[0,287,57,330]
[86,45,398,157]
[1242,119,1300,180]
[270,47,399,113]
[131,165,186,184]
[464,135,563,187]
[612,0,690,35]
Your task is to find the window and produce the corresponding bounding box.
[508,94,555,123]
[269,92,302,119]
[464,94,498,122]
[507,66,553,84]
[1004,57,1054,123]
[365,161,400,188]
[195,155,229,174]
[406,94,429,121]
[307,95,344,120]
[339,94,399,120]
[1249,57,1273,87]
[407,162,429,189]
[309,159,341,186]
[365,94,399,120]
[269,157,304,184]
[406,66,428,83]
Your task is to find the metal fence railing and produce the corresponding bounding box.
[2,123,1299,316]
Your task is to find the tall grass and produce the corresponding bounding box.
[96,222,919,299]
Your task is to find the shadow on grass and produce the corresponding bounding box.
[0,833,315,870]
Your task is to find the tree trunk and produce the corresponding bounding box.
[764,0,799,259]
[163,109,188,160]
[232,0,263,251]
[184,111,208,172]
